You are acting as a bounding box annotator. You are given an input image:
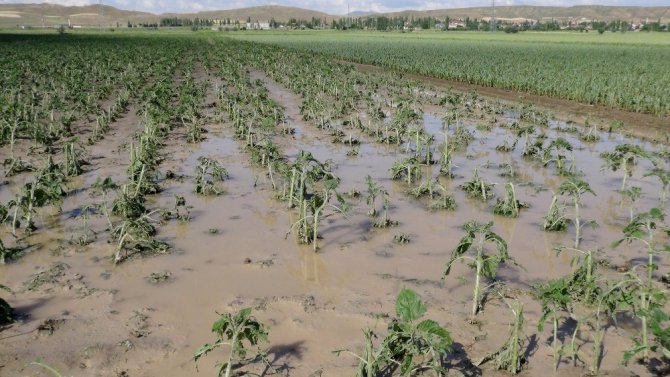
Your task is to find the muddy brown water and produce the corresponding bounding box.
[344,60,670,143]
[0,66,668,377]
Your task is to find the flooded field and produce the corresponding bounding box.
[0,35,669,377]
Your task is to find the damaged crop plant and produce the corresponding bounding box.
[0,29,669,377]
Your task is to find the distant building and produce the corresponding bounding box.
[448,20,465,30]
[246,21,271,30]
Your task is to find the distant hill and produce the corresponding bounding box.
[373,6,670,23]
[0,3,152,27]
[349,11,379,17]
[167,5,334,22]
[0,3,667,28]
[0,4,332,28]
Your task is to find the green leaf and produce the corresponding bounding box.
[622,342,646,365]
[396,288,426,322]
[236,307,252,322]
[444,233,474,276]
[325,178,339,191]
[212,312,234,337]
[400,354,413,376]
[416,319,452,350]
[193,342,218,362]
[649,207,664,219]
[481,254,501,279]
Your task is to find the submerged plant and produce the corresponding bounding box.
[194,308,269,377]
[443,221,513,316]
[558,178,596,248]
[543,194,568,232]
[195,157,228,195]
[393,233,411,244]
[460,169,494,201]
[601,143,649,193]
[542,137,573,176]
[493,183,526,218]
[580,122,599,143]
[391,157,422,186]
[373,192,398,228]
[644,166,670,207]
[430,181,456,211]
[162,195,192,222]
[7,162,66,236]
[63,140,84,177]
[365,175,380,217]
[438,131,454,177]
[287,178,347,252]
[409,178,438,199]
[516,125,536,157]
[184,114,206,143]
[112,215,168,264]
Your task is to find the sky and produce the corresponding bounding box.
[0,0,667,15]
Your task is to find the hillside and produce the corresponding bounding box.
[373,6,670,23]
[165,6,334,23]
[0,3,668,28]
[0,4,332,28]
[0,4,152,27]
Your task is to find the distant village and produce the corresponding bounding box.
[18,14,669,33]
[134,14,669,33]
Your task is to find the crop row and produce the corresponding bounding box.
[198,39,670,375]
[1,34,669,376]
[232,33,670,116]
